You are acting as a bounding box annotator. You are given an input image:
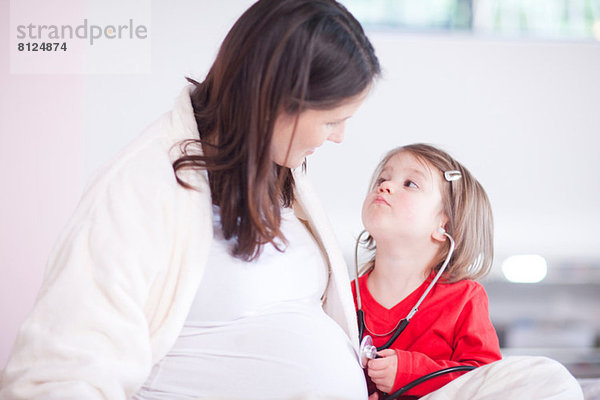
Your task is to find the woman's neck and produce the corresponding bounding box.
[367,240,436,309]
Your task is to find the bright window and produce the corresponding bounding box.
[342,0,600,41]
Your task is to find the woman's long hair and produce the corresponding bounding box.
[360,144,494,282]
[173,0,380,261]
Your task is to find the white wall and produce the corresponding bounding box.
[1,0,599,367]
[307,33,600,271]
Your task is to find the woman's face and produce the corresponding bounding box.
[270,91,368,168]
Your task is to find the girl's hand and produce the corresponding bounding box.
[367,349,398,394]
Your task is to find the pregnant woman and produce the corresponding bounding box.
[0,0,380,399]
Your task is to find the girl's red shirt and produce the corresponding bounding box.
[352,272,502,398]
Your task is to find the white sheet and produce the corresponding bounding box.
[579,379,600,400]
[420,356,584,400]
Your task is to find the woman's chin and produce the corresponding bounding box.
[274,157,304,169]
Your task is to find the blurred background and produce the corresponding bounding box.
[1,0,599,391]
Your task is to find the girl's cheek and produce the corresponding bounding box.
[361,195,375,226]
[360,198,370,222]
[394,197,414,218]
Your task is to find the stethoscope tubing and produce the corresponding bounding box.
[383,365,476,400]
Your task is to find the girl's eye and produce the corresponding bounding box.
[325,122,339,127]
[376,177,386,185]
[404,180,418,189]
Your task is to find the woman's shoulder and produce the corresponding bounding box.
[81,87,206,209]
[78,124,176,214]
[47,105,213,282]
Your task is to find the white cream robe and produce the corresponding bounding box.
[0,86,358,400]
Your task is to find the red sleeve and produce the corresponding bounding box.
[390,284,502,397]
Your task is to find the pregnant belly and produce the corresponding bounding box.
[135,301,367,400]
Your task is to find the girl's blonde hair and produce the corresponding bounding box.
[360,143,494,282]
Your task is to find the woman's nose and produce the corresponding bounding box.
[327,130,345,144]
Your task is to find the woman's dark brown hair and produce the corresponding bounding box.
[173,0,380,261]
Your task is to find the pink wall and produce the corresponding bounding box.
[0,1,84,367]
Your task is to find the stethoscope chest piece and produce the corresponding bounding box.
[359,335,378,368]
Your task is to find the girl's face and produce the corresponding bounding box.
[362,151,447,244]
[270,91,368,168]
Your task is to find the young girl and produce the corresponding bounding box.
[353,144,502,399]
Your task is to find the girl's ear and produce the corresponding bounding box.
[432,226,447,242]
[432,216,449,242]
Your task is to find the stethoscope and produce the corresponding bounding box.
[354,228,476,399]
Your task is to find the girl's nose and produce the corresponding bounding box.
[377,181,392,194]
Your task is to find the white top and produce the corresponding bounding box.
[133,206,367,400]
